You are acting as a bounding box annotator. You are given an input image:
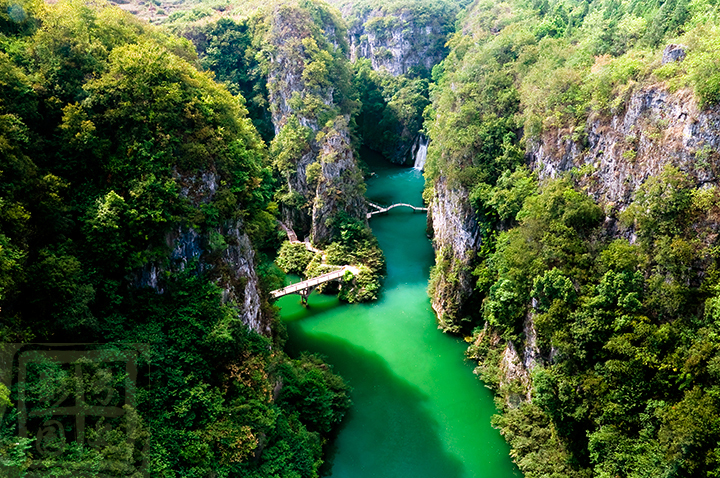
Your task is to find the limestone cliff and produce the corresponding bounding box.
[330,0,463,165]
[531,85,720,210]
[427,178,481,331]
[345,6,450,76]
[167,0,369,244]
[429,79,720,332]
[333,0,462,77]
[265,1,368,244]
[134,170,269,335]
[312,119,368,240]
[266,4,342,135]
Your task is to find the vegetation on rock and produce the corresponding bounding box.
[426,0,720,476]
[0,1,350,476]
[169,0,386,296]
[11,0,720,475]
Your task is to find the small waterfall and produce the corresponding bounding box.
[413,135,428,171]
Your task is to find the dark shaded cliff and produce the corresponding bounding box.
[0,2,351,476]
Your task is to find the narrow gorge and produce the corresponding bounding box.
[5,0,720,476]
[422,1,720,476]
[279,150,519,478]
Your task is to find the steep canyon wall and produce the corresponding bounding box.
[428,83,720,330]
[265,2,368,244]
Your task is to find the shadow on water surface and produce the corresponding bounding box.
[285,331,466,478]
[280,295,343,322]
[278,147,520,478]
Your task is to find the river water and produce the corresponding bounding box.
[278,151,520,478]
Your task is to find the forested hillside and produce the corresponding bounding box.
[165,0,463,165]
[166,0,391,302]
[8,0,720,475]
[425,0,720,476]
[0,1,351,476]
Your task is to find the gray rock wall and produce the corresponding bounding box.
[267,4,368,244]
[312,122,367,242]
[345,7,449,76]
[133,169,270,335]
[428,177,481,329]
[428,84,720,333]
[531,85,720,210]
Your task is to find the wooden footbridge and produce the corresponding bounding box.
[270,266,360,305]
[366,201,428,219]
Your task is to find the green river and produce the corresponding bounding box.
[278,151,521,478]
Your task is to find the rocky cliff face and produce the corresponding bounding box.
[324,1,463,166]
[312,119,367,239]
[134,170,270,335]
[428,178,481,330]
[267,6,338,135]
[341,4,453,76]
[531,85,720,209]
[428,83,720,334]
[266,2,368,244]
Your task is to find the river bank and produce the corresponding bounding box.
[276,150,520,477]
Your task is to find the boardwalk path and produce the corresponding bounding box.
[270,265,360,304]
[278,221,324,257]
[273,198,427,305]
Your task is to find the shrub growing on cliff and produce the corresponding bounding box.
[276,353,352,435]
[353,58,432,162]
[464,169,720,476]
[620,165,694,239]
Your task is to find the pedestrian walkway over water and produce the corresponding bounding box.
[366,201,428,219]
[270,265,360,304]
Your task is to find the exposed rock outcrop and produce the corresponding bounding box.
[334,2,460,165]
[312,121,368,241]
[266,2,368,244]
[267,6,338,135]
[428,178,481,329]
[522,302,542,372]
[471,326,532,405]
[499,340,531,405]
[662,44,687,64]
[133,170,269,335]
[531,85,720,210]
[429,84,720,335]
[342,4,454,76]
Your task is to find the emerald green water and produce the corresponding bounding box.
[278,152,520,478]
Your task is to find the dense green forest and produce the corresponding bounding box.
[6,0,720,476]
[424,0,720,476]
[0,0,352,476]
[164,0,461,164]
[333,0,469,162]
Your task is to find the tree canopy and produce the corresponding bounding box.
[0,1,350,476]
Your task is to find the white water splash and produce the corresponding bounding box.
[413,135,428,171]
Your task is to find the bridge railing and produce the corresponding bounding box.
[366,202,428,218]
[270,266,357,299]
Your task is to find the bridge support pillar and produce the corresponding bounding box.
[299,286,316,306]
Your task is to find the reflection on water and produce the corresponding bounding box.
[289,333,465,478]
